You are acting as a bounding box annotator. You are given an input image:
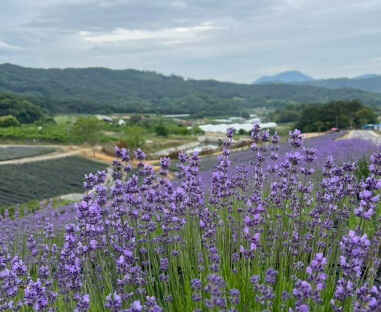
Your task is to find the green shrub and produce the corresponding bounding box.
[0,115,20,127]
[155,124,169,137]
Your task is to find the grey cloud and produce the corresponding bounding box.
[24,0,202,31]
[0,0,381,82]
[0,39,24,50]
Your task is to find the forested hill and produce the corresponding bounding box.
[295,76,381,94]
[1,63,381,116]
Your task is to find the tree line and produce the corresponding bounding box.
[269,100,378,132]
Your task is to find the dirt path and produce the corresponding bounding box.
[0,145,161,166]
[0,144,112,165]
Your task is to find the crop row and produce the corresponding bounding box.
[0,156,107,205]
[0,146,56,161]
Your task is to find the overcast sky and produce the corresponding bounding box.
[0,0,380,83]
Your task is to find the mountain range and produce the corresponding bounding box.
[254,71,381,94]
[255,71,315,84]
[1,64,380,116]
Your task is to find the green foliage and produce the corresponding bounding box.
[0,114,203,144]
[0,115,20,127]
[34,114,56,125]
[354,107,377,125]
[126,136,145,149]
[165,124,191,135]
[295,100,377,132]
[0,93,44,123]
[0,124,70,143]
[313,120,325,132]
[354,157,370,181]
[241,110,250,119]
[1,64,381,116]
[268,104,303,123]
[155,124,169,137]
[299,76,381,95]
[118,136,145,150]
[129,114,142,124]
[71,117,102,145]
[192,112,204,119]
[0,200,42,219]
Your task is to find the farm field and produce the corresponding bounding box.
[198,131,379,184]
[2,0,381,309]
[0,146,56,161]
[0,126,380,311]
[0,156,107,205]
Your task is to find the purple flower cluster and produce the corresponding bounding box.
[250,268,278,309]
[291,253,328,311]
[0,123,380,311]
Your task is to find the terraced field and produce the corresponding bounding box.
[0,146,55,161]
[0,156,107,205]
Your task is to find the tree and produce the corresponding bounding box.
[0,115,20,127]
[130,115,142,124]
[193,112,205,119]
[354,107,377,125]
[155,124,169,137]
[0,93,44,124]
[241,111,250,119]
[71,117,102,155]
[295,100,377,132]
[313,120,325,132]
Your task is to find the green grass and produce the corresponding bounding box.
[274,122,295,142]
[0,115,203,145]
[0,197,77,218]
[0,124,70,143]
[54,114,77,124]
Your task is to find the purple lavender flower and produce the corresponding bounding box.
[191,279,202,292]
[289,129,303,148]
[339,230,370,280]
[265,268,278,285]
[293,280,312,308]
[226,128,235,139]
[105,292,122,311]
[368,286,381,311]
[354,190,380,220]
[75,294,90,312]
[134,148,146,161]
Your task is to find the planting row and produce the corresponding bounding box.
[0,146,55,161]
[0,156,107,205]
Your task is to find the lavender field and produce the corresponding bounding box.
[198,132,378,185]
[0,125,380,311]
[0,157,108,205]
[0,146,55,161]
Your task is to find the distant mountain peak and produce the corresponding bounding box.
[353,74,381,80]
[254,71,315,84]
